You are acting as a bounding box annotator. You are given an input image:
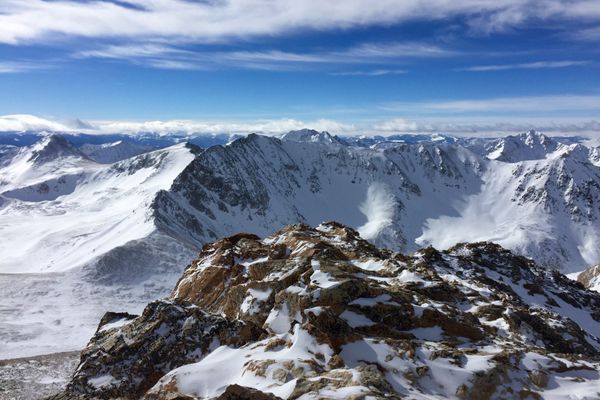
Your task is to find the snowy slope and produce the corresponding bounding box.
[155,131,599,272]
[486,130,561,162]
[0,138,195,273]
[418,140,600,270]
[79,140,153,163]
[0,136,198,358]
[0,135,98,194]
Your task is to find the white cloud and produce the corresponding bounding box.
[371,118,600,136]
[74,41,451,71]
[1,113,599,138]
[459,60,590,72]
[383,95,600,114]
[76,44,189,59]
[89,117,356,136]
[0,114,76,131]
[330,69,409,76]
[571,25,600,41]
[0,61,42,73]
[373,118,419,131]
[2,1,600,45]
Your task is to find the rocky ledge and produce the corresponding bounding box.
[53,222,600,399]
[578,264,600,292]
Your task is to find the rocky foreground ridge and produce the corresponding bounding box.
[54,222,600,399]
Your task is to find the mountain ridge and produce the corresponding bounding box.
[52,222,600,400]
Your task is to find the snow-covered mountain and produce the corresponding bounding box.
[78,140,153,164]
[280,128,344,145]
[0,135,197,357]
[154,130,599,271]
[0,135,196,273]
[0,130,598,359]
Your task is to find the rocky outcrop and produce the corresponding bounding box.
[54,302,264,399]
[55,222,600,399]
[578,264,600,292]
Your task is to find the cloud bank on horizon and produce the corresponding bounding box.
[0,0,598,131]
[1,114,599,138]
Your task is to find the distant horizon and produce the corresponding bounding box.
[0,114,598,139]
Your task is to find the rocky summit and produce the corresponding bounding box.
[53,222,600,400]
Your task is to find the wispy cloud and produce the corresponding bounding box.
[383,95,600,114]
[570,25,600,41]
[0,61,43,73]
[372,118,600,136]
[2,1,600,45]
[459,60,591,72]
[75,41,452,71]
[330,69,408,76]
[76,44,189,59]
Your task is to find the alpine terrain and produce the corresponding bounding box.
[52,222,600,399]
[0,130,598,362]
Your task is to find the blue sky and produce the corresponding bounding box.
[0,0,599,136]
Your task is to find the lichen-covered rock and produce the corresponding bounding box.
[56,222,600,399]
[54,301,264,399]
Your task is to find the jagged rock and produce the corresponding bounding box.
[55,301,264,399]
[56,222,600,399]
[211,384,282,400]
[528,370,549,388]
[578,264,600,292]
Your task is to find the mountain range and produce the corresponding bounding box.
[0,129,598,359]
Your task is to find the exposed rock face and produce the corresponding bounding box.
[29,135,90,164]
[578,264,600,292]
[54,301,264,399]
[56,222,600,399]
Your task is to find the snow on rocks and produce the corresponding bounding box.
[55,222,600,399]
[578,264,600,292]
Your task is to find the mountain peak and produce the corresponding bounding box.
[487,130,560,162]
[520,129,552,145]
[281,129,342,145]
[28,134,89,164]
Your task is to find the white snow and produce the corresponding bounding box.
[151,325,333,399]
[309,260,339,289]
[264,302,292,334]
[0,143,195,273]
[1,131,599,362]
[352,258,386,272]
[339,310,376,327]
[240,288,272,315]
[88,374,117,389]
[397,269,426,284]
[98,318,133,332]
[0,141,197,358]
